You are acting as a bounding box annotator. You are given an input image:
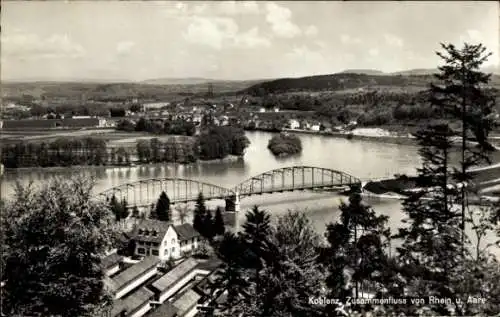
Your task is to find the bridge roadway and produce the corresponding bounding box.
[97,163,500,209]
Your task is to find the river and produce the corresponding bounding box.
[1,131,498,257]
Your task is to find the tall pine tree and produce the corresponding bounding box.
[214,206,226,236]
[155,191,171,222]
[203,208,215,240]
[395,123,463,315]
[430,43,497,249]
[321,193,390,314]
[193,192,206,235]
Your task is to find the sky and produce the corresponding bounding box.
[1,1,499,82]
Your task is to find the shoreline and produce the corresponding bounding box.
[2,155,242,173]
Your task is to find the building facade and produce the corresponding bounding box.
[132,220,202,261]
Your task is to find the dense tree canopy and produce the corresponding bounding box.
[1,176,118,317]
[267,133,302,157]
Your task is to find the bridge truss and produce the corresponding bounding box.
[97,166,362,208]
[97,177,231,207]
[233,166,362,197]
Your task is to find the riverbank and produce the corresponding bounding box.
[282,127,500,150]
[2,155,243,173]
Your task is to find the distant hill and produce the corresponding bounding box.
[340,69,385,75]
[243,68,500,95]
[140,77,217,85]
[391,69,439,76]
[242,73,434,95]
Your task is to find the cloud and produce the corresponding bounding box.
[340,34,361,45]
[183,17,238,50]
[265,2,301,38]
[116,41,136,54]
[217,1,260,15]
[1,32,85,60]
[368,48,379,56]
[235,27,271,48]
[304,25,318,37]
[459,29,484,45]
[384,33,404,47]
[183,17,270,50]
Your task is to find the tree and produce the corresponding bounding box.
[109,195,129,223]
[257,211,326,317]
[203,208,215,240]
[177,204,189,224]
[214,210,327,317]
[321,193,390,314]
[214,206,226,236]
[131,205,140,218]
[430,43,498,249]
[1,176,117,316]
[193,193,206,234]
[393,123,465,315]
[155,191,171,222]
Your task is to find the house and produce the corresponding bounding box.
[259,107,266,113]
[288,119,300,129]
[132,220,202,260]
[299,120,311,130]
[110,256,159,299]
[310,124,321,132]
[143,102,170,112]
[150,258,209,303]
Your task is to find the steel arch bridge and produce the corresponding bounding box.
[97,166,362,208]
[234,166,361,197]
[97,178,232,207]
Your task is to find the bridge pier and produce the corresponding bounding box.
[224,192,240,231]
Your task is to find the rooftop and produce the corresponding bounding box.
[173,289,201,316]
[111,256,159,292]
[146,301,179,317]
[111,287,154,317]
[173,223,201,241]
[133,219,171,243]
[151,258,199,293]
[101,252,123,270]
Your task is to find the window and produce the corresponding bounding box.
[138,229,143,235]
[152,231,158,236]
[152,250,159,256]
[137,248,145,255]
[171,247,175,253]
[144,230,150,236]
[171,238,175,244]
[164,248,168,255]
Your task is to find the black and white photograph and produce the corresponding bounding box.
[1,1,500,316]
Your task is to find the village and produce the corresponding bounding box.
[100,218,224,317]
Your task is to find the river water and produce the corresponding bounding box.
[1,131,498,257]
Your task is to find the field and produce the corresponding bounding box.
[0,129,194,146]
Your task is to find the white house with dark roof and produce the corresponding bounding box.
[132,220,202,261]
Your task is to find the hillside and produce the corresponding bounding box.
[243,72,500,95]
[1,79,266,102]
[243,73,433,95]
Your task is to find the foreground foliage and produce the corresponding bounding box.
[1,176,118,317]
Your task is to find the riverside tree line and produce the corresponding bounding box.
[1,126,250,168]
[1,43,500,317]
